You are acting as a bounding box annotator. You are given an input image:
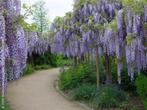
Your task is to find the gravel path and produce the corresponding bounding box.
[6,68,87,110]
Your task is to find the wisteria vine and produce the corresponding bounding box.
[0,0,50,98]
[51,0,147,84]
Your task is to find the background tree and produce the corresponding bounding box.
[33,0,50,35]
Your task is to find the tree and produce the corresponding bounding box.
[33,0,50,35]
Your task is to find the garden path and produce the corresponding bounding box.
[6,68,87,110]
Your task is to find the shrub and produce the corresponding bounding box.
[59,68,73,91]
[55,54,73,66]
[120,69,136,92]
[71,84,97,101]
[59,63,96,91]
[111,60,136,92]
[92,85,128,108]
[23,64,34,76]
[31,51,57,67]
[144,100,147,110]
[135,74,147,109]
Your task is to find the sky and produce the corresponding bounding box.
[21,0,74,22]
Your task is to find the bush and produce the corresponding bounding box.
[110,60,136,92]
[23,64,34,76]
[58,62,129,109]
[71,84,97,101]
[55,54,73,66]
[30,51,57,67]
[120,68,136,92]
[0,96,11,110]
[135,74,147,109]
[92,85,128,108]
[59,63,96,91]
[59,68,73,91]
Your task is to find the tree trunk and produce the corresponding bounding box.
[74,56,78,66]
[96,46,100,87]
[87,52,90,62]
[81,55,85,62]
[105,54,112,84]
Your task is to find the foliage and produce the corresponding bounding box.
[52,0,147,83]
[23,64,34,76]
[74,0,97,10]
[92,85,128,108]
[34,65,51,70]
[122,0,145,14]
[23,64,51,76]
[59,63,96,91]
[54,54,73,66]
[135,74,147,109]
[32,0,50,34]
[135,74,147,98]
[126,33,136,45]
[109,58,136,92]
[0,97,11,110]
[71,84,97,101]
[19,19,37,32]
[120,75,136,93]
[22,3,34,19]
[59,63,128,108]
[31,51,57,67]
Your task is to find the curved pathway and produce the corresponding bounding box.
[6,68,87,110]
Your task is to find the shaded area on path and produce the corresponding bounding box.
[6,68,87,110]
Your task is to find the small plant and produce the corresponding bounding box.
[23,64,34,76]
[71,84,97,101]
[58,63,96,91]
[59,68,73,91]
[0,96,11,110]
[92,85,128,109]
[55,54,73,66]
[135,74,147,109]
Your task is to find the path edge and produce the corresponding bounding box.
[54,80,94,110]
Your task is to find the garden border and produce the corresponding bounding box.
[54,79,93,110]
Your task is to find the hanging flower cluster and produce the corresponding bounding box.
[52,0,147,83]
[0,0,50,91]
[0,10,7,92]
[27,32,50,56]
[2,0,27,80]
